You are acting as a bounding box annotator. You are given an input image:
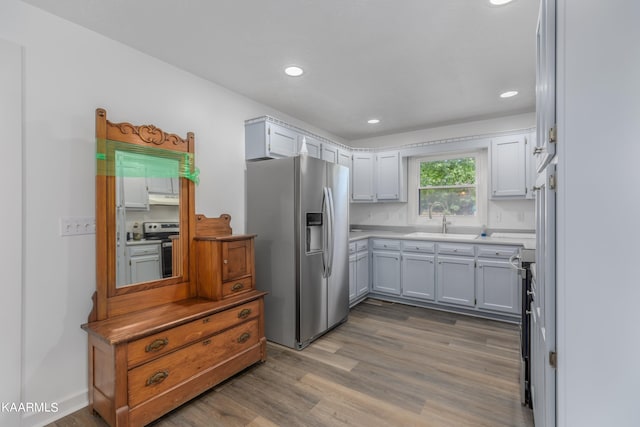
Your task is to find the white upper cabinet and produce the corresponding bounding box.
[300,135,321,159]
[491,134,527,198]
[351,150,406,202]
[245,119,299,160]
[351,153,376,201]
[338,149,351,168]
[376,151,402,201]
[321,144,339,163]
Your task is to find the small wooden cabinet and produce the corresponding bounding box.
[194,235,256,300]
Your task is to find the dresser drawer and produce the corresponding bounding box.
[222,276,254,298]
[127,300,260,367]
[128,318,259,407]
[401,240,435,253]
[437,243,475,257]
[477,245,520,259]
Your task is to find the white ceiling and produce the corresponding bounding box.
[22,0,540,140]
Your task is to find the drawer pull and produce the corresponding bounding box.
[238,308,252,319]
[232,283,244,292]
[496,252,500,255]
[145,338,168,353]
[203,339,212,346]
[237,332,251,343]
[146,370,169,387]
[203,317,211,324]
[223,259,228,264]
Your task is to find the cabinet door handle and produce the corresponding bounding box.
[146,370,169,387]
[223,259,228,264]
[237,332,251,343]
[145,338,169,353]
[232,283,244,292]
[238,308,252,319]
[202,339,212,346]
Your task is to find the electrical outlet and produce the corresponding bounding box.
[60,216,96,236]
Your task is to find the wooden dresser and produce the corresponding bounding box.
[82,292,266,426]
[84,110,266,427]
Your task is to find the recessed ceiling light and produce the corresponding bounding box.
[367,119,380,124]
[490,0,513,5]
[500,90,519,98]
[284,66,304,77]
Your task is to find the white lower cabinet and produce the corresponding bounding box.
[371,239,401,295]
[401,253,436,301]
[127,242,162,284]
[436,255,476,307]
[349,240,370,306]
[360,237,521,319]
[476,258,520,314]
[400,241,436,301]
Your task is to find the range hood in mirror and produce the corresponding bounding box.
[148,193,179,205]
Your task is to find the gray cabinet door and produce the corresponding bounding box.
[436,255,475,306]
[491,135,527,198]
[129,254,161,284]
[351,153,375,201]
[402,253,435,301]
[348,253,357,302]
[375,151,400,200]
[268,123,298,158]
[476,258,520,314]
[372,250,401,295]
[355,251,370,297]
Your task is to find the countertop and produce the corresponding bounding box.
[349,229,536,250]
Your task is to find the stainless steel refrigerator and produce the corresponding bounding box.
[246,155,349,349]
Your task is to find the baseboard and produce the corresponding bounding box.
[21,390,88,427]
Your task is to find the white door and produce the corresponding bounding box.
[532,164,556,427]
[436,256,475,307]
[376,151,400,200]
[352,153,375,201]
[401,253,435,301]
[372,251,401,295]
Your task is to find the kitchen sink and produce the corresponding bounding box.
[404,232,479,240]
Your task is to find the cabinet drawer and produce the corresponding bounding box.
[437,243,475,257]
[128,319,259,408]
[355,240,368,252]
[127,300,260,367]
[222,276,254,298]
[401,241,435,253]
[371,239,401,251]
[128,244,160,256]
[477,245,520,259]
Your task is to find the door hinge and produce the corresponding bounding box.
[549,174,557,190]
[474,298,477,305]
[267,127,271,136]
[549,126,557,144]
[549,351,557,368]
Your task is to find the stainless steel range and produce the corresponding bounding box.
[143,222,179,278]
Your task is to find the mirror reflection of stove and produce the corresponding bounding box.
[143,222,179,278]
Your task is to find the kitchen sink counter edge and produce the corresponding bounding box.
[349,229,535,249]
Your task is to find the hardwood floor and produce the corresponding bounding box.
[50,299,533,427]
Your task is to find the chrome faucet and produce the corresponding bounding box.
[428,202,452,233]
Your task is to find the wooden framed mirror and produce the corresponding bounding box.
[92,108,196,321]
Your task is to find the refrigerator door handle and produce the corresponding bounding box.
[326,187,335,277]
[322,187,330,278]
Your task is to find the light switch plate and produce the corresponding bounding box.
[60,216,95,236]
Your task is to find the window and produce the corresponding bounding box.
[409,151,487,226]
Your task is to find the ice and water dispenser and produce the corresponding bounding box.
[306,212,323,253]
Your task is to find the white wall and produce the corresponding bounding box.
[0,2,341,425]
[0,37,24,427]
[557,1,640,426]
[349,114,536,231]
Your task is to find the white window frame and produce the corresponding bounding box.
[408,150,487,227]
